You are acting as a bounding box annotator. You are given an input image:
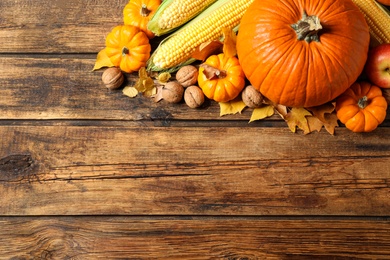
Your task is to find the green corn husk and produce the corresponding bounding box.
[148,0,218,37]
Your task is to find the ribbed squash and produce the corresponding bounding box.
[237,0,370,108]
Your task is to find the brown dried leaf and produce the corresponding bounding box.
[200,64,225,80]
[152,85,164,103]
[306,116,324,134]
[308,102,336,122]
[285,107,312,133]
[323,112,339,135]
[192,41,223,61]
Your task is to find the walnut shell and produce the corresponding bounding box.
[162,81,184,103]
[102,67,124,90]
[176,65,198,87]
[184,86,205,108]
[241,85,264,108]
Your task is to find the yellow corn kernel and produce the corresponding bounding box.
[351,0,390,46]
[159,0,217,31]
[149,0,254,71]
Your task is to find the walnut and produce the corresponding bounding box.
[241,85,264,108]
[175,65,198,87]
[102,67,124,90]
[184,86,205,108]
[162,81,184,103]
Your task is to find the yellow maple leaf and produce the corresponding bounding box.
[249,105,274,123]
[285,107,312,133]
[219,99,246,116]
[93,48,114,71]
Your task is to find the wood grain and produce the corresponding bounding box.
[0,217,389,259]
[0,0,126,53]
[1,126,389,216]
[0,57,253,121]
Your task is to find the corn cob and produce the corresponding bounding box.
[147,0,254,72]
[148,0,218,36]
[351,0,390,46]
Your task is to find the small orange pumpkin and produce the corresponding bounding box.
[105,25,151,73]
[123,0,161,39]
[198,54,246,103]
[237,0,370,107]
[336,81,387,133]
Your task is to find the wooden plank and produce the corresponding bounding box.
[0,217,389,259]
[1,126,389,216]
[0,56,265,121]
[1,56,389,123]
[0,0,126,53]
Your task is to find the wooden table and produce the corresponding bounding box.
[1,0,389,258]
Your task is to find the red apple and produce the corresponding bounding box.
[365,43,390,89]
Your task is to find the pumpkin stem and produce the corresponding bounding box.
[291,11,322,43]
[215,69,227,79]
[141,4,151,17]
[358,96,368,109]
[122,46,129,56]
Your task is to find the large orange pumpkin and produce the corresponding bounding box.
[237,0,370,108]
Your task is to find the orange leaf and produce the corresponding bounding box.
[192,41,223,61]
[93,48,114,71]
[222,28,237,58]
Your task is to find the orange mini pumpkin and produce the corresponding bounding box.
[237,0,370,108]
[198,54,246,103]
[105,25,151,73]
[336,81,387,133]
[123,0,161,39]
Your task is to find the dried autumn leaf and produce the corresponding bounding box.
[123,86,138,98]
[192,40,223,61]
[143,86,157,98]
[219,99,246,116]
[152,85,164,103]
[222,28,237,58]
[323,112,339,135]
[157,72,171,83]
[285,107,312,133]
[93,48,114,71]
[200,64,226,80]
[132,67,155,93]
[249,105,274,123]
[306,116,324,134]
[308,102,336,122]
